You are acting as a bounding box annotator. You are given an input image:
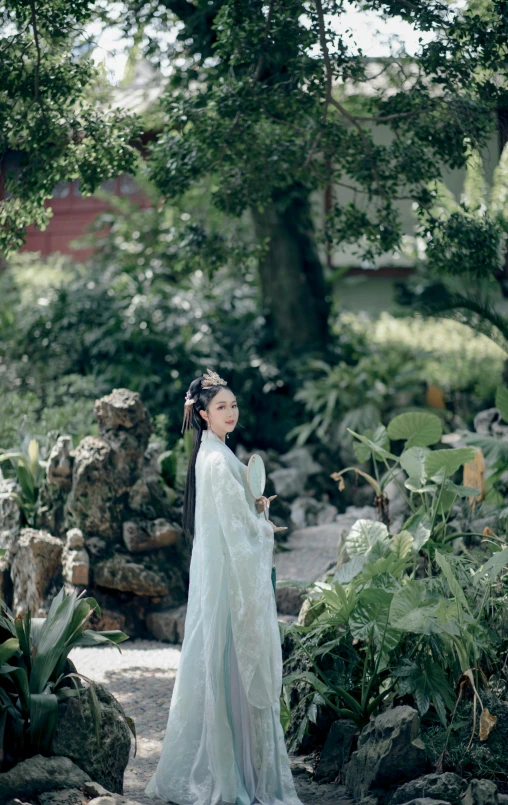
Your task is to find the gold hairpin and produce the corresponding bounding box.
[201,368,227,388]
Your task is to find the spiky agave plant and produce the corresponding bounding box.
[0,586,131,769]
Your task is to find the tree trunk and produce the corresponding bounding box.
[251,188,330,356]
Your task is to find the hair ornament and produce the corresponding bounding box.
[201,368,227,388]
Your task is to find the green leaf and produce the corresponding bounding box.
[347,429,397,460]
[434,551,471,615]
[0,637,20,664]
[400,446,431,484]
[402,511,432,551]
[387,412,442,447]
[29,693,59,754]
[390,531,414,559]
[345,520,389,557]
[424,447,477,480]
[472,546,508,586]
[353,424,390,463]
[495,385,508,424]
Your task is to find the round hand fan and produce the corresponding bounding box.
[246,453,266,500]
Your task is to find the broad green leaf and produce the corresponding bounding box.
[346,520,389,557]
[29,692,58,754]
[333,555,368,585]
[353,424,390,463]
[390,531,414,559]
[0,637,20,664]
[495,385,508,424]
[435,551,471,615]
[424,448,477,480]
[402,511,432,551]
[404,478,437,494]
[347,429,397,460]
[472,546,508,586]
[444,482,481,498]
[400,446,431,484]
[387,412,442,447]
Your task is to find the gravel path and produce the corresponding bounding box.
[68,640,353,805]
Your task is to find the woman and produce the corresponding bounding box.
[145,368,304,805]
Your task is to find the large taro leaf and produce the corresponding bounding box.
[387,412,442,448]
[390,531,414,559]
[395,657,455,726]
[435,550,471,615]
[400,446,431,486]
[349,588,401,655]
[424,447,477,481]
[402,511,432,551]
[345,520,389,557]
[347,429,397,461]
[389,581,461,636]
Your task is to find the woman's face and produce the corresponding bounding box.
[200,388,238,438]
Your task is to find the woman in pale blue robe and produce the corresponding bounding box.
[145,372,304,805]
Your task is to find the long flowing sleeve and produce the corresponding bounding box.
[205,451,282,709]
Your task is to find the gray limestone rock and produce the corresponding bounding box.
[344,706,427,799]
[123,518,181,552]
[269,467,308,499]
[146,603,187,642]
[64,436,120,540]
[0,478,21,551]
[0,755,91,805]
[47,436,74,491]
[314,719,358,782]
[390,774,466,805]
[38,789,88,805]
[290,496,338,529]
[10,528,63,615]
[279,446,323,475]
[62,529,89,586]
[94,555,169,596]
[51,684,131,795]
[463,780,499,805]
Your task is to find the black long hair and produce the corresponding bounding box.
[182,376,232,545]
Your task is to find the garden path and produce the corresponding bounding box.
[69,640,353,805]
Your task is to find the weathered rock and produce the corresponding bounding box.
[463,780,499,805]
[64,436,120,540]
[268,468,307,499]
[395,799,449,805]
[279,446,323,476]
[47,436,73,490]
[390,774,466,805]
[359,798,379,805]
[83,782,113,798]
[87,796,142,805]
[94,555,169,596]
[344,706,427,799]
[10,528,63,615]
[38,789,88,805]
[0,478,21,551]
[314,719,358,782]
[290,496,338,529]
[0,755,91,804]
[94,389,153,487]
[51,684,131,795]
[123,518,181,552]
[85,536,108,558]
[62,528,89,586]
[274,522,347,615]
[91,607,126,632]
[146,603,187,642]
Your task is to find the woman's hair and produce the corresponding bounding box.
[182,375,232,545]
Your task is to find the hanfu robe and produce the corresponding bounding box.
[145,428,304,805]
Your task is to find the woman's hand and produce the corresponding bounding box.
[255,494,277,514]
[255,494,287,532]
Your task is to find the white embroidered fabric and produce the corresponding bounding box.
[145,428,304,805]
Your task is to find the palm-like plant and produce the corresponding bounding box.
[0,586,131,769]
[0,437,46,527]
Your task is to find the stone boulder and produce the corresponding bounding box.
[0,478,21,552]
[38,788,88,805]
[62,528,89,587]
[51,684,131,794]
[64,437,120,540]
[463,780,499,805]
[123,518,181,552]
[268,466,309,499]
[10,528,63,615]
[94,555,169,596]
[279,446,323,476]
[289,496,338,529]
[94,389,153,488]
[390,774,466,805]
[314,719,358,782]
[0,755,91,805]
[146,603,187,642]
[344,706,427,799]
[47,436,74,491]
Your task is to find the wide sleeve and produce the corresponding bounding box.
[206,451,282,709]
